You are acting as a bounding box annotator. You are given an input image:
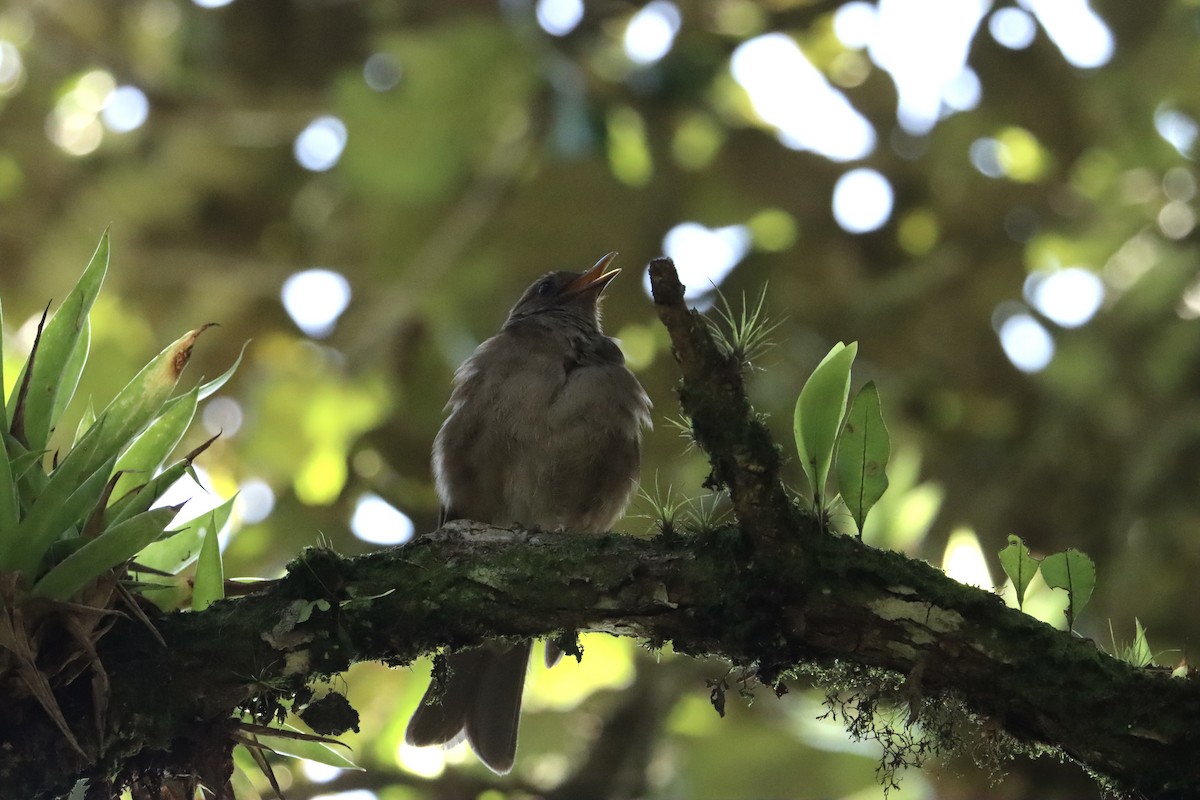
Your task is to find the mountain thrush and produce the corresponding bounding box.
[405,252,652,773]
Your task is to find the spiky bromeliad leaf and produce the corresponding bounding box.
[112,386,200,498]
[833,381,890,537]
[1040,548,1096,630]
[0,427,17,537]
[998,535,1041,610]
[248,723,361,771]
[51,318,91,435]
[794,342,858,509]
[0,414,116,574]
[32,505,181,600]
[196,339,247,403]
[138,493,237,576]
[191,510,226,611]
[80,324,214,478]
[8,232,109,453]
[106,432,219,527]
[73,401,96,447]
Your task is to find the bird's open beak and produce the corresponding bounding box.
[563,252,620,297]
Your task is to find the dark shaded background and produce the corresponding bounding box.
[1,0,1196,797]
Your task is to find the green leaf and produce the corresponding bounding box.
[1130,618,1154,667]
[0,425,18,537]
[0,436,119,576]
[191,508,227,611]
[5,433,49,507]
[998,535,1041,610]
[113,386,199,497]
[86,325,213,475]
[198,340,247,402]
[1040,548,1096,629]
[7,440,46,481]
[833,381,890,535]
[252,725,361,771]
[138,493,236,575]
[157,339,247,423]
[9,232,108,453]
[50,317,91,434]
[107,432,219,526]
[32,505,180,600]
[794,341,858,507]
[73,401,96,447]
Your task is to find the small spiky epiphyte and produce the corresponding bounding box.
[706,286,784,369]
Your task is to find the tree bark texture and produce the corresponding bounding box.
[4,259,1198,799]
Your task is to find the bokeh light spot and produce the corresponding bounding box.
[202,396,244,437]
[47,111,103,157]
[1155,106,1197,158]
[989,7,1037,49]
[747,208,798,252]
[998,311,1055,372]
[294,115,348,172]
[942,67,981,113]
[281,268,352,338]
[832,168,894,234]
[237,479,276,525]
[363,53,402,92]
[537,0,584,36]
[606,106,653,186]
[624,1,681,65]
[969,138,1004,178]
[942,527,992,588]
[671,112,723,170]
[192,0,235,8]
[898,209,940,255]
[0,41,24,96]
[301,761,341,784]
[869,0,988,135]
[646,222,751,302]
[1163,167,1196,202]
[1158,201,1196,240]
[1022,0,1113,68]
[615,324,657,370]
[398,741,449,778]
[350,493,415,545]
[1025,267,1105,328]
[295,448,348,505]
[833,1,877,49]
[102,85,150,133]
[995,126,1048,182]
[141,1,182,37]
[731,33,875,162]
[77,70,116,111]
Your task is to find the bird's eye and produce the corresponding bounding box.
[536,279,555,297]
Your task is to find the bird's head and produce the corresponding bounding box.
[506,252,621,331]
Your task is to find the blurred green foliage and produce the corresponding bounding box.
[2,0,1198,797]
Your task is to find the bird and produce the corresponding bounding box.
[405,252,652,774]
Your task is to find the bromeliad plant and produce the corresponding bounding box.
[0,232,238,758]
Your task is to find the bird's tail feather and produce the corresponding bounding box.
[405,641,532,775]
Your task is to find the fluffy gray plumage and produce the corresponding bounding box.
[405,253,651,774]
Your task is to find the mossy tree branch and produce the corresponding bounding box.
[6,261,1199,799]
